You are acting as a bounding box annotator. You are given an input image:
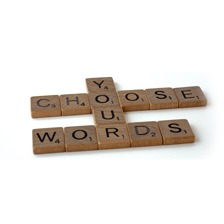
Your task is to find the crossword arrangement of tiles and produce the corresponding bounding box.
[31,77,207,154]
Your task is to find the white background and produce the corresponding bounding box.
[0,0,223,223]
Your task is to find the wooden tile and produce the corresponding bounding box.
[145,88,178,109]
[158,119,195,145]
[92,107,126,125]
[117,89,150,111]
[173,86,207,108]
[60,93,91,116]
[88,91,120,108]
[96,124,131,149]
[86,77,116,93]
[33,127,65,154]
[31,95,61,118]
[64,125,98,152]
[127,122,162,147]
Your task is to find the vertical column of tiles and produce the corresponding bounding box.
[60,93,91,116]
[145,88,178,109]
[86,77,125,127]
[64,125,98,152]
[96,124,131,149]
[86,77,120,109]
[127,122,162,147]
[117,89,150,111]
[32,127,65,154]
[158,119,195,145]
[173,86,207,108]
[31,95,62,118]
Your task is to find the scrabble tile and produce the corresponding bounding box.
[31,95,61,118]
[173,86,207,108]
[60,93,91,116]
[158,119,195,145]
[92,107,126,125]
[96,124,131,149]
[117,89,150,111]
[33,127,65,154]
[88,91,120,108]
[127,122,162,147]
[145,88,178,110]
[86,77,117,93]
[64,125,98,152]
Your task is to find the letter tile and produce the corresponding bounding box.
[60,93,91,116]
[173,86,207,108]
[32,127,65,154]
[127,121,162,147]
[145,88,178,109]
[158,119,195,145]
[88,92,120,108]
[31,95,61,118]
[96,124,131,149]
[117,89,150,111]
[86,77,116,93]
[92,107,126,125]
[64,125,98,152]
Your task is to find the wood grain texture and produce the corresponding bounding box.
[96,124,131,149]
[117,89,150,111]
[31,95,61,118]
[127,121,162,147]
[158,119,195,145]
[92,107,126,125]
[33,127,65,154]
[145,88,178,109]
[86,77,116,93]
[173,86,207,108]
[60,93,91,116]
[88,91,120,108]
[64,125,98,152]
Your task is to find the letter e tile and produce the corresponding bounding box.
[173,86,207,108]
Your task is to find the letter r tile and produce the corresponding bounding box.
[32,127,65,154]
[96,124,131,149]
[64,125,98,152]
[173,86,207,108]
[127,122,162,147]
[158,119,195,145]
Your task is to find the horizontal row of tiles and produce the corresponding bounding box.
[33,119,195,154]
[31,86,207,118]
